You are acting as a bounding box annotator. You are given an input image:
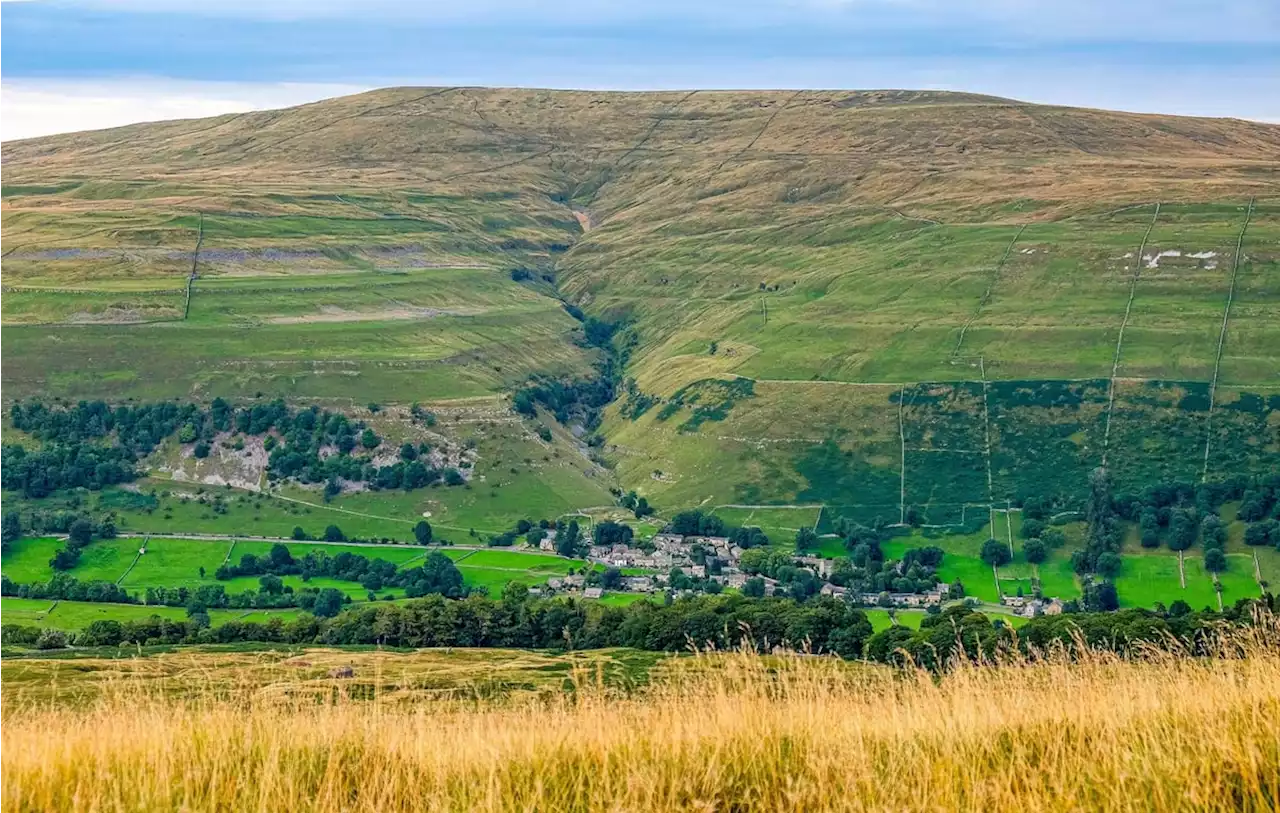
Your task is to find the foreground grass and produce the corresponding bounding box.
[4,622,1279,812]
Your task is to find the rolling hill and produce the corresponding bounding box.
[4,87,1279,521]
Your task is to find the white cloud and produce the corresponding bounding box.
[1,78,370,141]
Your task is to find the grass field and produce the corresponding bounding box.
[1,534,602,607]
[4,625,1278,812]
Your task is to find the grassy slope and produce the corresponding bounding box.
[3,88,1279,599]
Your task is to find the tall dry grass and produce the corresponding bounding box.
[4,623,1280,812]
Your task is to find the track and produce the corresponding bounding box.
[182,213,203,320]
[952,224,1026,358]
[1201,198,1256,481]
[1101,203,1161,466]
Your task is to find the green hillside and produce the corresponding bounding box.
[3,87,1279,517]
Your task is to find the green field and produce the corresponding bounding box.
[0,597,296,631]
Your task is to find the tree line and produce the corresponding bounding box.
[5,591,1273,667]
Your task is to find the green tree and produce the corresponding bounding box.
[1023,537,1048,565]
[360,428,380,450]
[2,511,23,549]
[323,524,346,542]
[259,574,284,595]
[193,442,211,459]
[1095,551,1122,578]
[68,519,93,547]
[311,588,345,617]
[795,527,819,551]
[1019,518,1045,539]
[414,520,433,545]
[1041,528,1067,549]
[741,577,766,598]
[399,443,418,461]
[292,526,308,540]
[1204,548,1228,573]
[555,521,582,558]
[1200,515,1227,550]
[1167,509,1198,552]
[980,537,1011,568]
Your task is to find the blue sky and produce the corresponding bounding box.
[3,0,1278,138]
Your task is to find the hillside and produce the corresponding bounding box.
[4,87,1279,521]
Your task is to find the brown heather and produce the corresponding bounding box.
[3,617,1280,812]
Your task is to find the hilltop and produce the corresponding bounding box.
[3,87,1279,523]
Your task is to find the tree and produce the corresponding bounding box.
[600,567,623,589]
[360,428,380,450]
[49,548,81,571]
[414,520,433,545]
[1095,551,1122,578]
[741,577,766,598]
[35,628,68,650]
[1167,509,1198,552]
[555,521,582,558]
[259,574,284,595]
[1204,548,1228,573]
[1139,509,1161,548]
[1084,580,1119,612]
[292,526,308,541]
[633,497,653,518]
[399,443,418,461]
[323,524,346,542]
[193,441,211,459]
[323,478,341,501]
[1041,528,1067,549]
[1244,520,1278,547]
[795,527,818,551]
[68,519,93,547]
[444,468,466,486]
[311,588,345,618]
[980,537,1011,568]
[269,543,294,569]
[1020,518,1046,540]
[1200,515,1227,550]
[2,511,22,548]
[593,520,633,547]
[95,516,117,539]
[1023,538,1048,565]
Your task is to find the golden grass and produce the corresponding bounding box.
[4,621,1280,812]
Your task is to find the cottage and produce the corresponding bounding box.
[725,573,748,589]
[820,583,847,598]
[797,556,833,578]
[539,538,556,552]
[583,586,604,599]
[1044,598,1065,616]
[623,576,654,592]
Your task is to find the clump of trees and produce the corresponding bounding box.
[4,399,469,501]
[49,517,115,571]
[215,544,467,599]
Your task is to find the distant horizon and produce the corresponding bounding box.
[4,0,1278,140]
[6,81,1279,144]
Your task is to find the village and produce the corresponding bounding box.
[530,529,1065,618]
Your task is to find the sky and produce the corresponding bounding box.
[2,0,1278,140]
